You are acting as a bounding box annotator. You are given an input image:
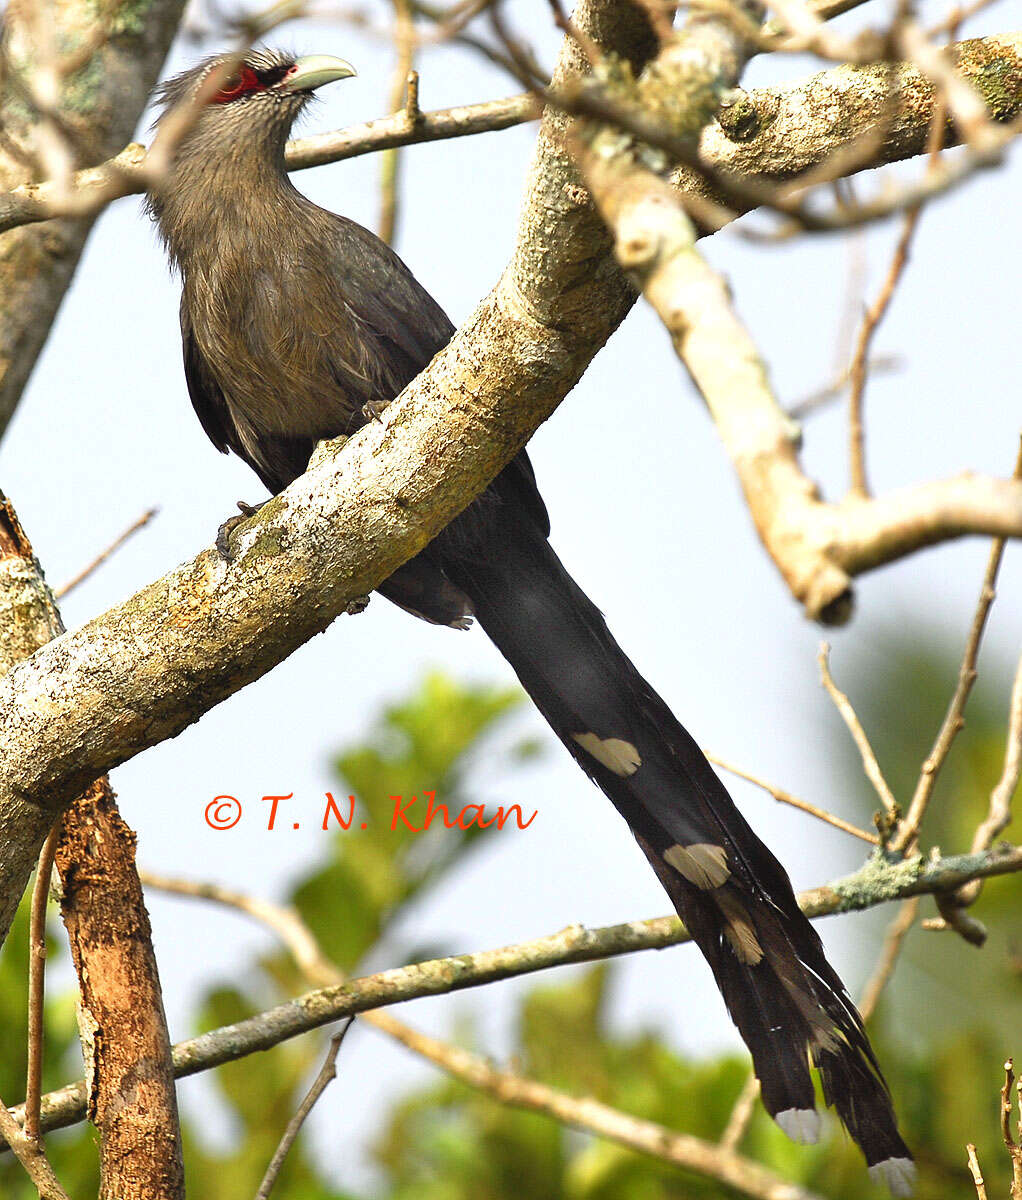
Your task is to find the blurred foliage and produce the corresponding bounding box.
[1,650,1019,1200]
[293,670,540,975]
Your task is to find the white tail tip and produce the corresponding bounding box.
[868,1156,917,1197]
[775,1107,821,1145]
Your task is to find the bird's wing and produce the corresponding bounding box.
[324,218,553,541]
[326,216,455,395]
[180,299,239,456]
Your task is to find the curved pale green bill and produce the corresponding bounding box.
[282,55,357,92]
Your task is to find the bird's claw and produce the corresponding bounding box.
[216,499,267,562]
[362,399,390,424]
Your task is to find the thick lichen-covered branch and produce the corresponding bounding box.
[0,493,66,934]
[4,840,1020,1148]
[702,32,1021,180]
[580,107,1022,620]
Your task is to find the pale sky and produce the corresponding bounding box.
[1,0,1020,1185]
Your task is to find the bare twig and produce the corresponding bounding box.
[288,91,538,169]
[846,213,920,498]
[1000,1059,1022,1198]
[890,440,1022,857]
[958,651,1022,889]
[544,0,604,65]
[857,897,919,1021]
[967,1142,989,1199]
[706,751,879,844]
[55,507,159,599]
[769,114,1020,234]
[24,824,60,1146]
[928,0,1001,38]
[140,871,338,985]
[818,643,899,823]
[254,1020,355,1200]
[488,1,552,91]
[846,45,949,499]
[833,212,868,371]
[719,1071,761,1152]
[788,354,901,421]
[0,1093,71,1200]
[758,0,880,63]
[378,0,417,245]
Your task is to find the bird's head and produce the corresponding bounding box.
[151,48,356,164]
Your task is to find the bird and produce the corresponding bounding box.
[146,48,915,1194]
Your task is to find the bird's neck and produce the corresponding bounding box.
[153,145,303,274]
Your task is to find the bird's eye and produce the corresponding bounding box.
[212,65,261,104]
[256,65,292,87]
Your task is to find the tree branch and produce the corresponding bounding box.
[704,749,880,844]
[1,32,1018,240]
[375,1012,827,1200]
[145,869,822,1200]
[0,0,189,436]
[577,90,1022,620]
[0,1092,70,1200]
[55,781,185,1199]
[24,825,60,1146]
[254,1021,355,1200]
[5,840,1022,1147]
[818,642,898,822]
[0,491,184,1197]
[710,31,1020,178]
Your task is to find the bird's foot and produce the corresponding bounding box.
[216,499,267,562]
[345,595,371,616]
[362,398,390,424]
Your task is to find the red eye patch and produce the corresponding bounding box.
[212,65,263,104]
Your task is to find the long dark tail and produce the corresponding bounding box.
[444,518,914,1194]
